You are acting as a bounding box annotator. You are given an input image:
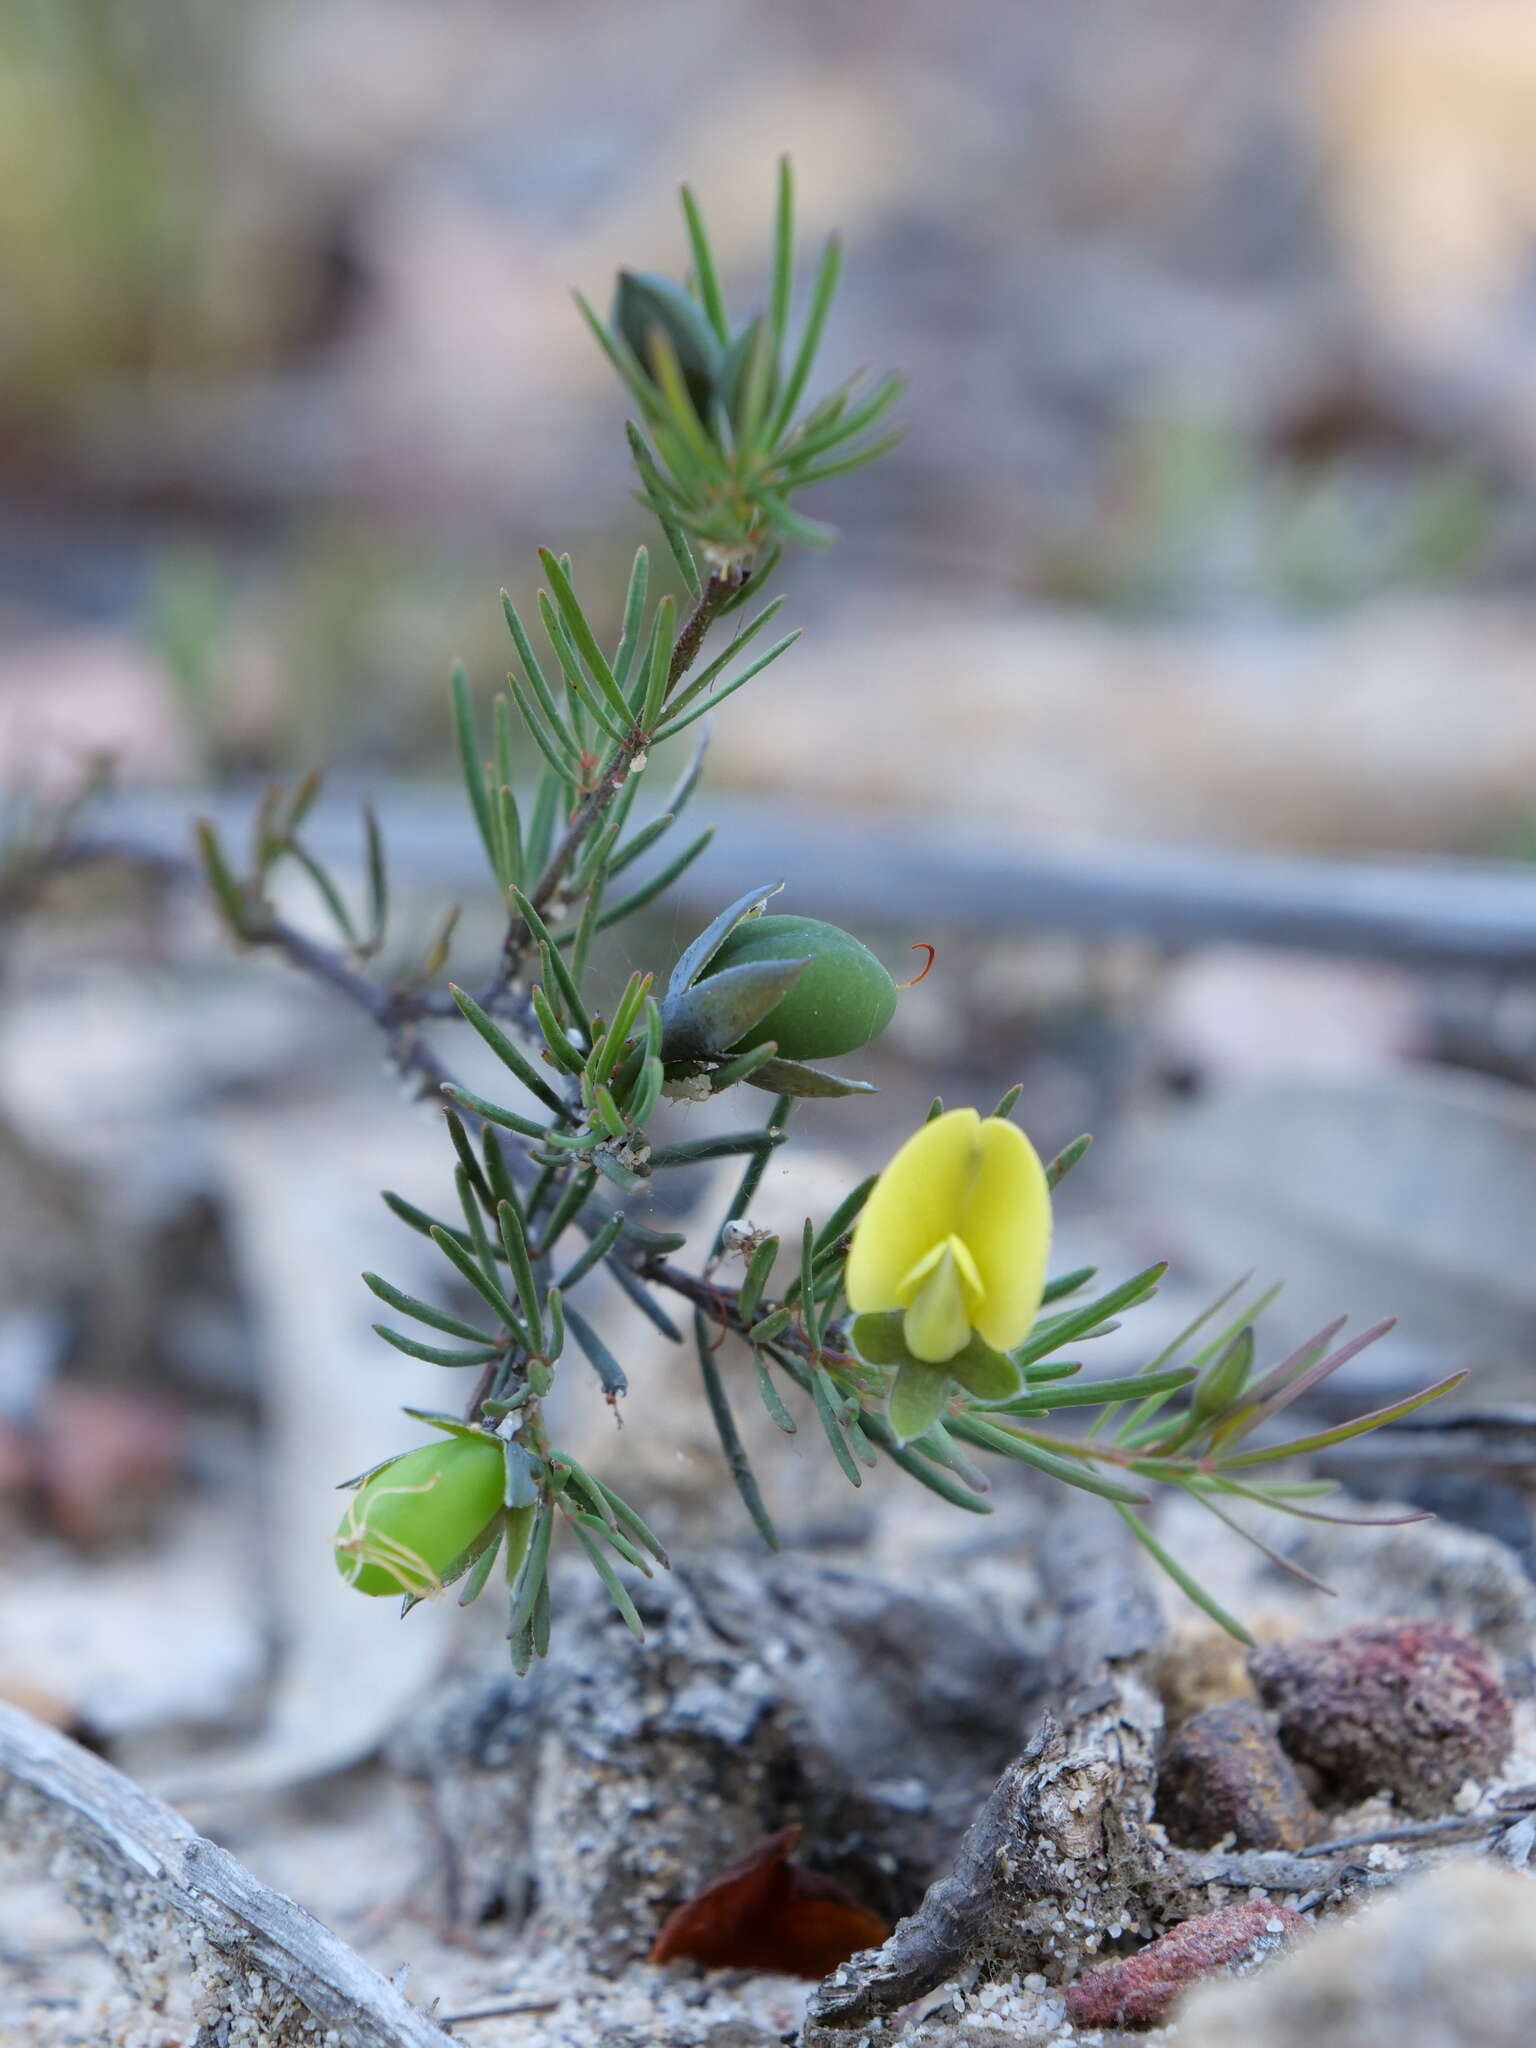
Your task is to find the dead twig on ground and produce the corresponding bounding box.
[0,1700,450,2048]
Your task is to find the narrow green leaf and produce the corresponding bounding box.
[507,1499,554,1636]
[537,591,627,743]
[648,1128,785,1169]
[538,550,635,731]
[653,630,803,741]
[799,1219,821,1353]
[949,1413,1152,1503]
[571,1518,645,1640]
[1042,1265,1096,1305]
[736,1234,780,1323]
[771,233,842,437]
[362,1271,494,1343]
[450,984,568,1117]
[665,596,788,717]
[450,664,497,872]
[680,184,730,342]
[428,1223,521,1331]
[574,290,662,415]
[1216,1372,1468,1470]
[443,1083,551,1144]
[1045,1134,1092,1189]
[195,817,255,940]
[781,430,904,490]
[456,1527,504,1608]
[624,422,701,596]
[1115,1504,1255,1645]
[625,1055,664,1124]
[769,155,794,358]
[557,1209,625,1291]
[506,671,580,787]
[530,984,588,1073]
[995,1364,1197,1415]
[535,1164,598,1255]
[744,1056,875,1098]
[569,1507,652,1576]
[594,1477,670,1568]
[811,1179,872,1253]
[646,328,729,478]
[810,1367,863,1485]
[564,1303,628,1398]
[496,1200,544,1352]
[693,1311,778,1547]
[382,1189,480,1258]
[510,889,589,1039]
[613,546,650,699]
[752,1353,797,1433]
[445,1107,497,1218]
[639,593,676,731]
[608,809,677,879]
[372,1325,504,1367]
[707,1041,784,1092]
[1014,1263,1167,1366]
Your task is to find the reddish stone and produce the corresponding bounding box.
[1248,1620,1513,1818]
[1156,1697,1317,1851]
[1065,1900,1310,2031]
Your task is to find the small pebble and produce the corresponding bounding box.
[1064,1899,1310,2030]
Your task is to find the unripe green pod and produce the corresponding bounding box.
[334,1435,506,1599]
[612,271,722,419]
[701,915,896,1060]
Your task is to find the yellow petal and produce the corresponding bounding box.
[957,1117,1052,1351]
[846,1108,984,1313]
[901,1241,974,1362]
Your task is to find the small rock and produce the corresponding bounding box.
[1248,1620,1513,1817]
[1178,1859,1536,2048]
[1155,1698,1317,1852]
[1065,1899,1310,2031]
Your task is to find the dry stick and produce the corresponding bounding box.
[437,2000,559,2028]
[0,1701,450,2048]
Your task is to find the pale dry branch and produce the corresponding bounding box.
[0,1700,449,2048]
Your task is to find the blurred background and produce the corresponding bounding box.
[5,0,1536,2001]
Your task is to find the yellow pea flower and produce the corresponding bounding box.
[846,1108,1052,1365]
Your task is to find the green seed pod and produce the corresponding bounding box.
[701,915,896,1060]
[612,271,722,419]
[335,1435,506,1599]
